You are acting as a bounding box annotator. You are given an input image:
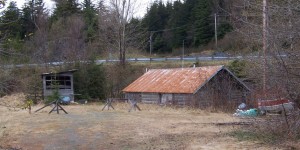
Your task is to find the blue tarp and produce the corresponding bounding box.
[234,108,258,117]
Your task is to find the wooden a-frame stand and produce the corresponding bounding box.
[35,100,68,114]
[128,99,141,112]
[102,98,115,111]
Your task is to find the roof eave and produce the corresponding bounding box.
[192,66,251,94]
[223,67,252,92]
[192,65,224,94]
[123,91,193,94]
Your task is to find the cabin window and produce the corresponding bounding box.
[45,75,72,90]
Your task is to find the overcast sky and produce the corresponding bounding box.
[10,0,173,18]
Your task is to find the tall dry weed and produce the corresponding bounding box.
[111,102,224,116]
[248,111,300,143]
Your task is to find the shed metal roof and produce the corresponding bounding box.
[41,69,78,76]
[122,66,224,94]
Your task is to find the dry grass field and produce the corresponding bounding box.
[0,94,298,150]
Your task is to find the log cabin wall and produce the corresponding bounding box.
[125,92,142,102]
[141,93,160,104]
[193,69,251,109]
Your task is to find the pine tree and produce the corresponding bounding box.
[51,0,80,21]
[21,1,35,39]
[193,0,214,46]
[142,1,171,53]
[168,0,187,48]
[82,0,98,43]
[0,1,23,50]
[156,1,169,30]
[143,2,159,31]
[20,0,48,40]
[0,1,21,38]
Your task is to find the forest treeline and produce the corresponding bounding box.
[0,0,237,64]
[142,0,233,53]
[1,0,299,64]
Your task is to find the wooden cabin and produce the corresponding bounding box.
[122,66,251,108]
[42,69,77,102]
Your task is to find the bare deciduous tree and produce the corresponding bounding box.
[47,15,86,63]
[106,0,138,66]
[222,0,300,104]
[221,0,300,139]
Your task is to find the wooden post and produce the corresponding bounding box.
[102,98,115,111]
[215,13,218,51]
[56,100,59,114]
[128,99,141,112]
[262,0,268,95]
[29,104,31,114]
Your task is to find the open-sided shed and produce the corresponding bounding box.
[123,66,251,108]
[42,69,77,102]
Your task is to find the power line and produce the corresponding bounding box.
[149,24,188,55]
[149,25,187,33]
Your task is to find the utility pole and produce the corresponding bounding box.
[150,31,153,56]
[262,0,268,95]
[288,0,293,51]
[214,13,218,51]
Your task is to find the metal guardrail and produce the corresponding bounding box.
[1,55,287,68]
[96,56,241,64]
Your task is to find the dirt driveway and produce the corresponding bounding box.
[0,103,285,150]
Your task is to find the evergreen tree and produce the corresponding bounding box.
[143,2,159,31]
[156,1,169,30]
[51,0,80,21]
[0,1,21,38]
[184,0,198,21]
[82,0,98,43]
[21,1,35,39]
[20,0,48,40]
[183,0,199,47]
[142,0,226,50]
[0,1,23,50]
[193,0,214,46]
[168,0,187,48]
[74,63,106,100]
[142,1,171,53]
[142,1,170,31]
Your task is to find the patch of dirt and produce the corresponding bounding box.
[0,100,297,150]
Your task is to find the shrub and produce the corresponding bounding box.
[228,60,247,78]
[0,69,18,97]
[73,62,106,101]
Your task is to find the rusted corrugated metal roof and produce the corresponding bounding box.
[123,66,224,94]
[42,69,78,76]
